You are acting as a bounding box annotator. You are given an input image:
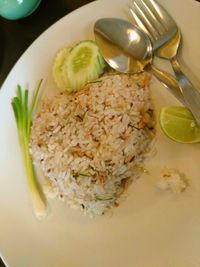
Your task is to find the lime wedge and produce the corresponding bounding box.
[159,106,200,144]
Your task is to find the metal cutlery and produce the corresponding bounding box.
[130,0,200,125]
[94,17,185,104]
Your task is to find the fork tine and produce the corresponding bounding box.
[130,1,160,41]
[129,6,155,42]
[147,0,177,30]
[139,0,167,34]
[148,0,164,20]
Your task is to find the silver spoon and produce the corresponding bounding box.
[94,18,184,104]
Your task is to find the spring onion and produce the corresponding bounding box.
[11,80,47,219]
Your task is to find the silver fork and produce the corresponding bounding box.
[130,0,200,125]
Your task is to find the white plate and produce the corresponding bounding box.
[1,0,200,266]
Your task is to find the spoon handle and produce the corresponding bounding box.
[171,57,200,125]
[150,65,185,104]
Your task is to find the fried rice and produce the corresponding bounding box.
[30,73,155,216]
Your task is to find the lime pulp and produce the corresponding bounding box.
[159,106,200,144]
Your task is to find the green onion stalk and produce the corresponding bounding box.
[11,80,47,219]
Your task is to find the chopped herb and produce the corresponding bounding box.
[87,80,102,84]
[79,172,90,177]
[95,195,113,201]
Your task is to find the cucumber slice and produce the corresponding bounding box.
[52,47,72,92]
[97,53,107,70]
[65,40,106,92]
